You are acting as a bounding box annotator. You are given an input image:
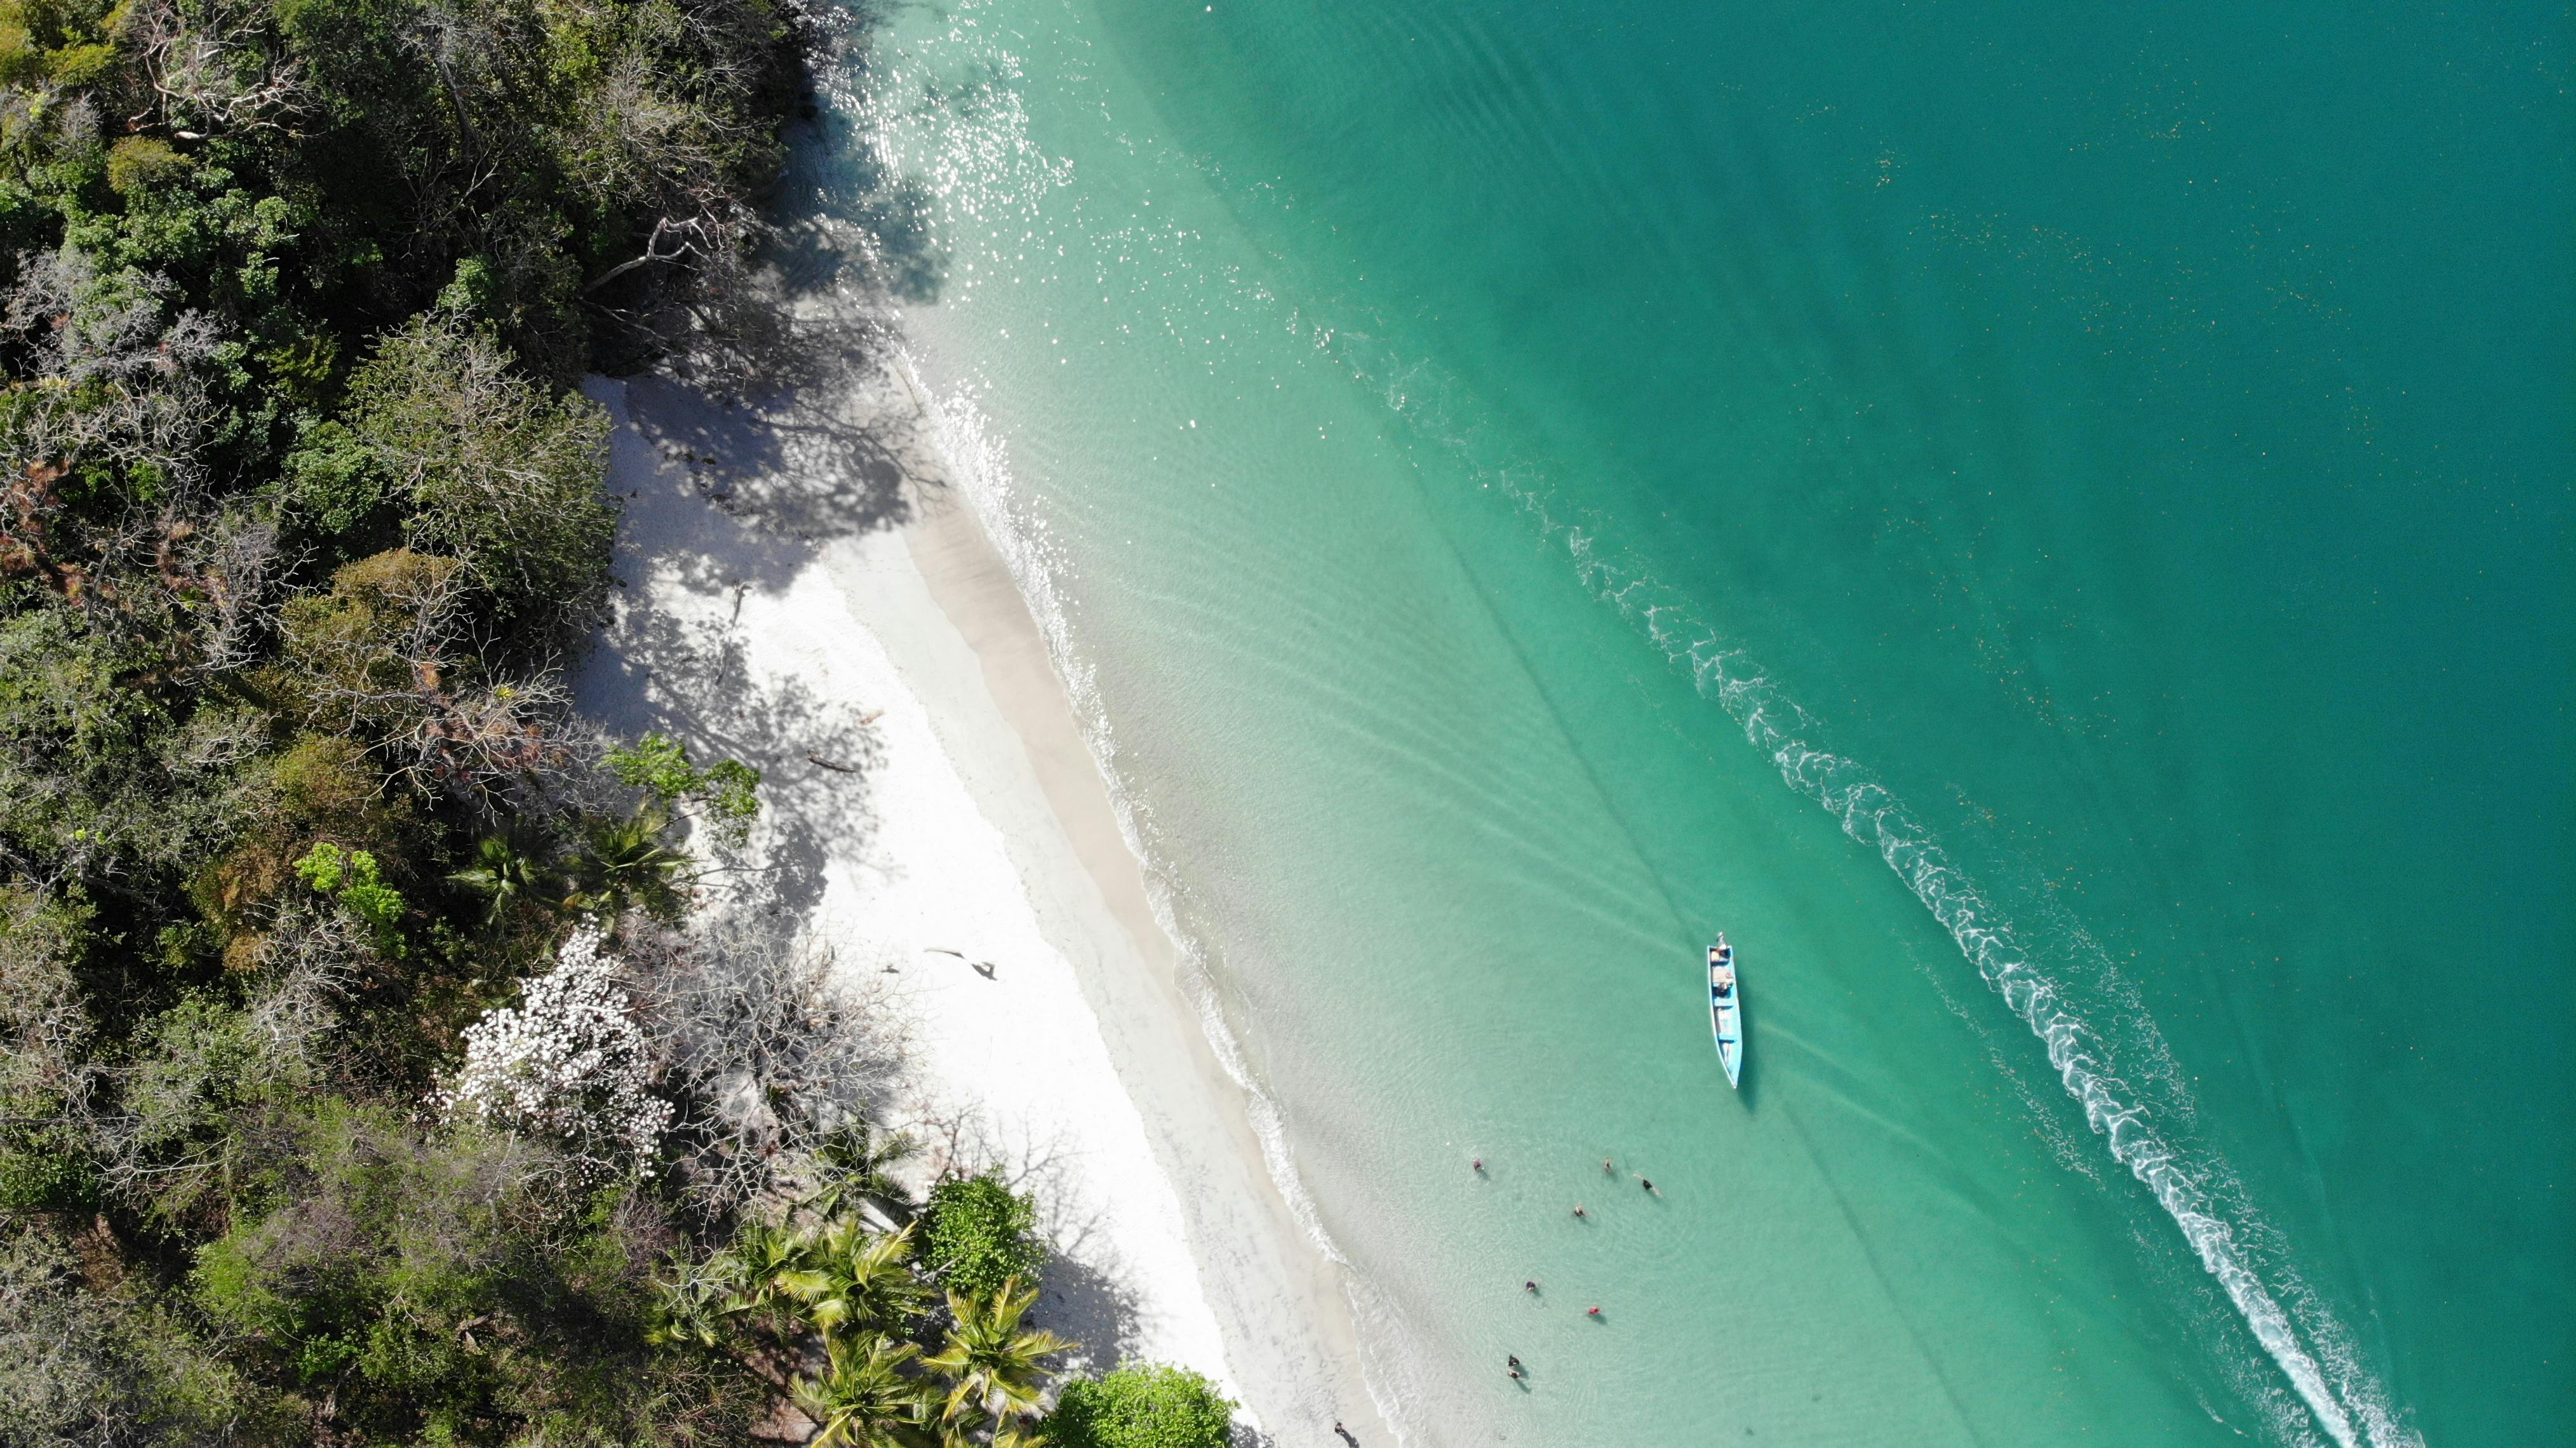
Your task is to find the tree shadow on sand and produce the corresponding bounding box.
[577,347,947,919]
[626,361,927,549]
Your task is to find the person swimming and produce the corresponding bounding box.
[1571,1203,1587,1218]
[1524,1279,1539,1294]
[1640,1177,1656,1195]
[1586,1306,1602,1318]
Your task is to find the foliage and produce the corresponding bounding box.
[922,1277,1073,1438]
[0,1224,258,1448]
[293,839,406,955]
[793,1332,938,1448]
[187,1104,765,1444]
[339,313,619,631]
[0,0,814,1427]
[1041,1364,1238,1448]
[0,0,1061,1440]
[658,1195,1078,1448]
[923,1172,1047,1303]
[609,730,763,847]
[570,807,692,920]
[446,829,563,923]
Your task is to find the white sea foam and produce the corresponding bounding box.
[824,10,1434,1438]
[1247,280,2431,1442]
[1529,499,2416,1448]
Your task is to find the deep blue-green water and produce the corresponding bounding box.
[818,1,2571,1442]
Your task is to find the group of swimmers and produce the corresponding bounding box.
[1477,1153,1664,1383]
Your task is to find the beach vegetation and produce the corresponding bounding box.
[0,0,1160,1438]
[1041,1363,1238,1448]
[923,1170,1048,1301]
[923,1277,1074,1438]
[0,0,1027,1436]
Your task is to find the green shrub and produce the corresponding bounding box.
[104,136,189,195]
[342,315,617,631]
[295,841,407,955]
[608,732,763,845]
[1,1226,253,1445]
[923,1172,1046,1300]
[1043,1364,1237,1448]
[285,418,387,535]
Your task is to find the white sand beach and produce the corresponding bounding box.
[574,368,1395,1445]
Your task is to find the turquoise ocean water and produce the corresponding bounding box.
[809,1,2570,1443]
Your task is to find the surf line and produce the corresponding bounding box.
[1282,313,2420,1445]
[1285,316,2415,1445]
[1611,552,2415,1448]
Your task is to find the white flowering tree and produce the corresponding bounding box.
[441,928,674,1182]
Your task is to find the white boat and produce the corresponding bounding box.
[1708,935,1742,1088]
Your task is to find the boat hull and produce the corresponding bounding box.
[1709,939,1742,1089]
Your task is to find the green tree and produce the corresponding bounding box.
[792,1334,941,1448]
[922,1173,1045,1302]
[922,1278,1073,1442]
[294,840,407,955]
[805,1122,924,1224]
[1041,1364,1237,1448]
[608,730,764,847]
[568,809,691,921]
[446,831,561,924]
[783,1218,930,1343]
[339,314,619,631]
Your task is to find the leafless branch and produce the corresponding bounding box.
[121,0,309,138]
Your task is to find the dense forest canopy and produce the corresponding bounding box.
[0,0,1238,1442]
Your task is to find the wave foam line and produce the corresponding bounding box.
[1290,310,2418,1447]
[1562,527,2417,1448]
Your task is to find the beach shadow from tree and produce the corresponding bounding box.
[581,594,885,925]
[578,362,946,923]
[623,361,927,551]
[1033,1251,1146,1377]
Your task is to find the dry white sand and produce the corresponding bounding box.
[575,371,1395,1445]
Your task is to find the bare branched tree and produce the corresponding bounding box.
[182,504,292,676]
[119,0,309,139]
[283,553,608,817]
[623,920,902,1219]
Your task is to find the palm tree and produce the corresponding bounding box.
[648,1249,752,1350]
[568,808,688,919]
[651,1222,817,1390]
[784,1218,929,1341]
[446,831,558,924]
[804,1122,923,1226]
[793,1334,941,1448]
[921,1278,1074,1442]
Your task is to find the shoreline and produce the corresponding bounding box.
[577,370,1395,1444]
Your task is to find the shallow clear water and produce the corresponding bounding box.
[813,1,2572,1443]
